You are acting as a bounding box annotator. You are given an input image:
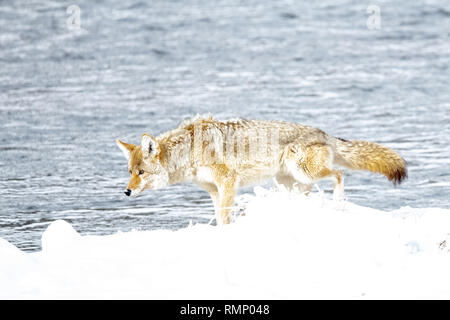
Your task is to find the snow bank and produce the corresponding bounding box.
[2,187,450,299]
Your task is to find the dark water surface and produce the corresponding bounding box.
[1,0,449,251]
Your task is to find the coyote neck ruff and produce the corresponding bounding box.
[116,116,407,225]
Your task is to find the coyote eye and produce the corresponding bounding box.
[139,169,145,175]
[129,170,132,175]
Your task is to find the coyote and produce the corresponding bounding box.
[116,116,407,225]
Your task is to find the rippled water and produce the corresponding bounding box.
[1,0,449,251]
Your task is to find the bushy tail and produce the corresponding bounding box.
[333,138,407,185]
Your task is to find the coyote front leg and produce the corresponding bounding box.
[216,174,237,226]
[197,182,220,215]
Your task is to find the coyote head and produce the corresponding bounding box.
[116,134,169,197]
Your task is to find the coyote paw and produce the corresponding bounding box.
[332,186,344,202]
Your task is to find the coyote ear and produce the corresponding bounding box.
[116,140,136,160]
[141,134,159,158]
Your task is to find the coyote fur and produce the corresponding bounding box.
[116,116,407,225]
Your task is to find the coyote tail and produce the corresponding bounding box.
[333,138,407,185]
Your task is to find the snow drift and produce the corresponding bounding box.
[1,187,450,299]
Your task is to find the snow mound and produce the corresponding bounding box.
[41,220,81,253]
[1,187,450,299]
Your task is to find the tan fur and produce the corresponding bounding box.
[117,116,407,225]
[334,139,407,185]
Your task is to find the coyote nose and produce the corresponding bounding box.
[124,189,131,196]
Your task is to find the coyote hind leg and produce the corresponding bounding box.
[317,168,344,201]
[331,170,344,201]
[303,144,344,201]
[286,143,344,201]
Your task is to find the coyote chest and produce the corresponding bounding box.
[117,116,407,225]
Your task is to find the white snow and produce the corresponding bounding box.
[2,187,450,299]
